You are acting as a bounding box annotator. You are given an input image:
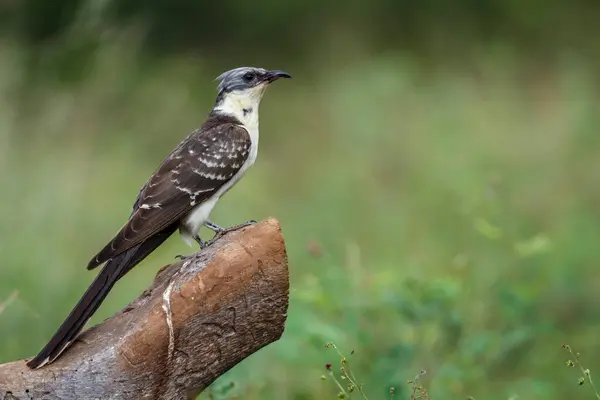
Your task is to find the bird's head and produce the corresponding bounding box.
[213,67,291,119]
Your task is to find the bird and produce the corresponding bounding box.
[26,66,291,369]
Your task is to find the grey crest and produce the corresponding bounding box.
[215,66,291,96]
[216,67,269,94]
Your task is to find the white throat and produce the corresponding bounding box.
[213,85,266,131]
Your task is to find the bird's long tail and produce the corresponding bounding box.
[26,225,177,369]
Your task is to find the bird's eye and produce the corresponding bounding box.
[242,72,255,82]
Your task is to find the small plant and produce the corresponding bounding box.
[406,370,429,400]
[562,343,600,399]
[321,342,430,399]
[322,342,369,399]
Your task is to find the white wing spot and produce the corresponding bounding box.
[196,188,213,195]
[198,157,218,167]
[176,186,193,194]
[191,169,229,180]
[139,203,161,209]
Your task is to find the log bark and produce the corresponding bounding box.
[0,218,289,400]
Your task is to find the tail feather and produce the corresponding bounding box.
[27,224,177,369]
[26,248,137,369]
[115,224,177,281]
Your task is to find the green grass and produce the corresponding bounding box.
[1,39,600,399]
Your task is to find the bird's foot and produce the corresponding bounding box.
[194,234,208,249]
[205,219,257,234]
[174,232,211,260]
[202,219,257,247]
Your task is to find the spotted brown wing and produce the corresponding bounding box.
[87,118,251,269]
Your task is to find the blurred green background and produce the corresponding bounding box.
[2,1,600,399]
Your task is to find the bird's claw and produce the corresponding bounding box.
[222,219,258,232]
[203,235,222,249]
[184,220,258,254]
[205,219,258,248]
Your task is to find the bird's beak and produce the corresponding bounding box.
[265,70,292,83]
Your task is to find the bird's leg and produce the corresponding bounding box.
[204,220,224,233]
[202,219,258,247]
[174,234,207,260]
[205,219,257,234]
[194,234,208,249]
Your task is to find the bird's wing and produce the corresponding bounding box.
[87,119,251,269]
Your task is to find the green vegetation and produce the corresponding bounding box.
[1,19,600,399]
[562,344,600,399]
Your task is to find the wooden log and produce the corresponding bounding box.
[0,218,289,400]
